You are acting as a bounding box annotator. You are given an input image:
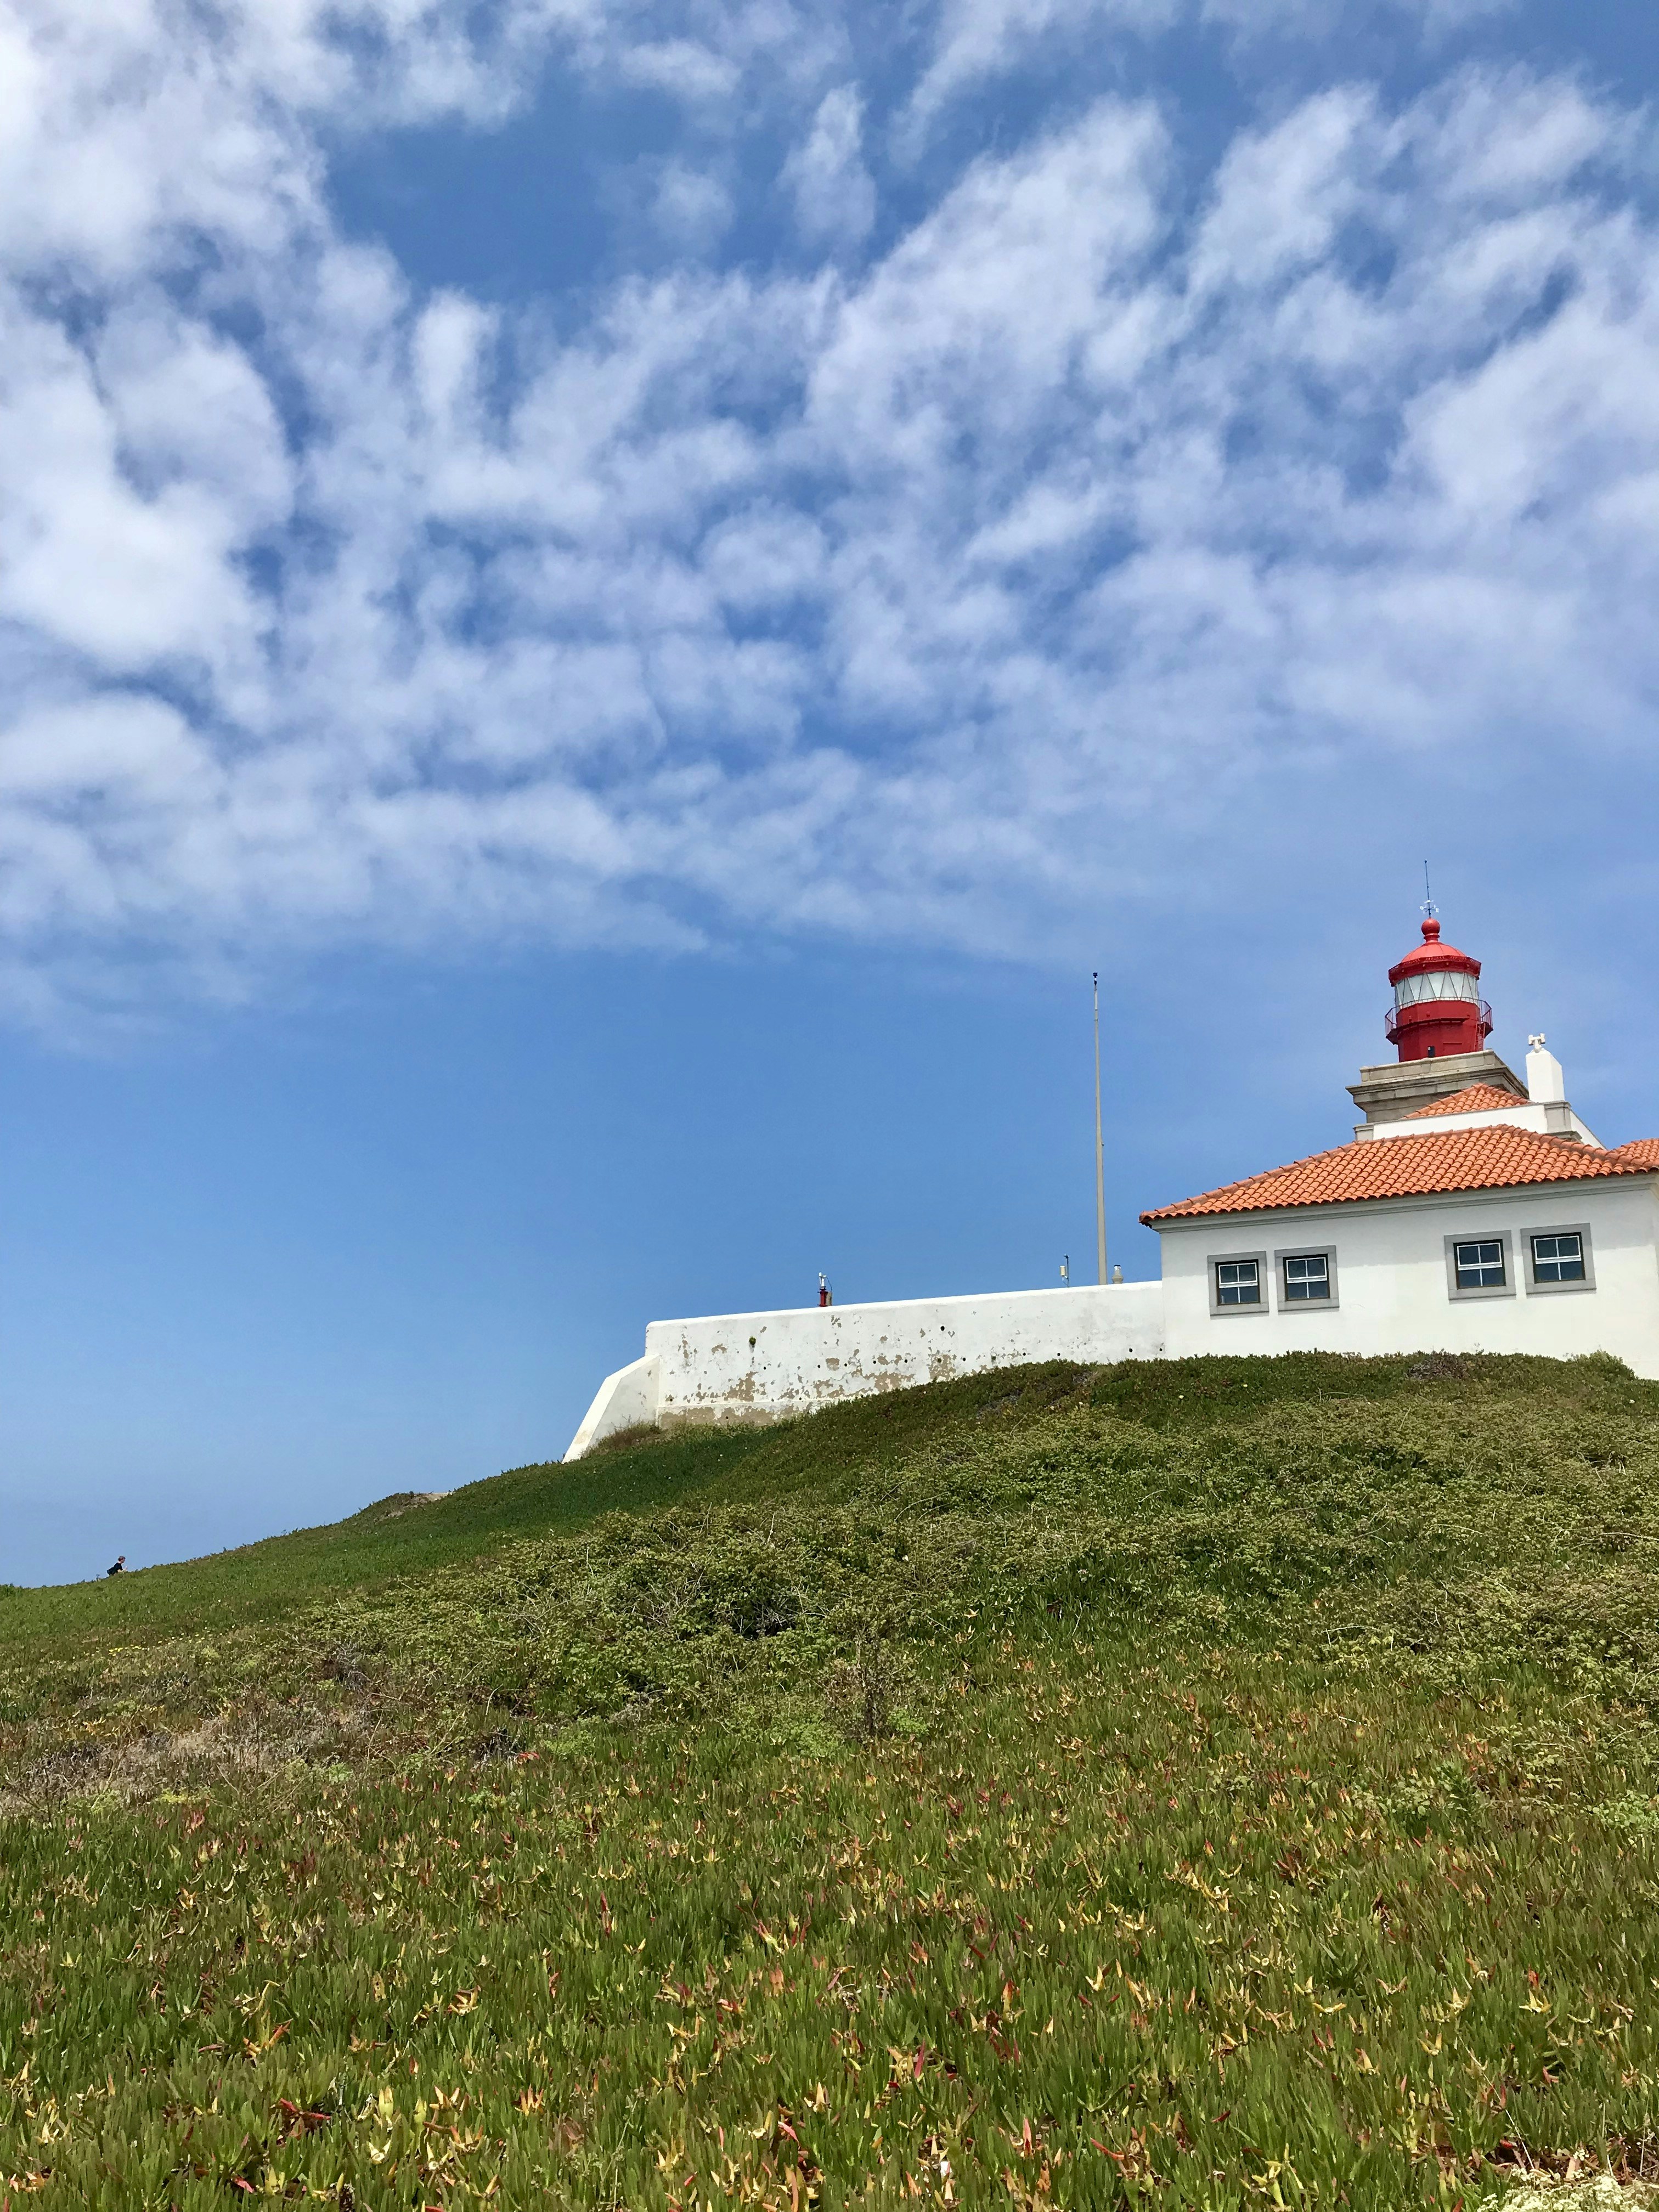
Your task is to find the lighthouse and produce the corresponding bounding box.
[1348,915,1526,1128]
[1385,917,1493,1062]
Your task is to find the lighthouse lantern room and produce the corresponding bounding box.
[1385,918,1493,1062]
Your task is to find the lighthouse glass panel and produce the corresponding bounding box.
[1532,1233,1585,1283]
[1215,1260,1260,1306]
[1455,1240,1506,1290]
[1282,1254,1330,1301]
[1396,970,1478,1009]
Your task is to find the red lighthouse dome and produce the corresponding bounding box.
[1385,918,1493,1062]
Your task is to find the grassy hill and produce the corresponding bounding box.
[3,1351,1658,2208]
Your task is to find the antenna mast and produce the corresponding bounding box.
[1093,972,1107,1286]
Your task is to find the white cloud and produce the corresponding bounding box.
[0,300,278,668]
[0,695,215,806]
[614,36,739,101]
[649,159,736,253]
[901,0,1519,144]
[901,0,1172,146]
[1,0,1657,1025]
[783,85,877,250]
[1189,89,1373,292]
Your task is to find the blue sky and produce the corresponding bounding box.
[3,0,1659,1582]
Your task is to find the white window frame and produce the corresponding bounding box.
[1209,1250,1268,1318]
[1444,1230,1515,1301]
[1523,1222,1596,1296]
[1273,1245,1339,1312]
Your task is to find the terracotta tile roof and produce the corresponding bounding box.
[1404,1084,1528,1118]
[1143,1122,1656,1223]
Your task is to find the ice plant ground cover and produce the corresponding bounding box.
[1,1352,1657,2207]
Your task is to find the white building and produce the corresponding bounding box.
[565,918,1659,1457]
[1146,914,1659,1368]
[1147,1052,1659,1370]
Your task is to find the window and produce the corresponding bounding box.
[1209,1250,1268,1318]
[1523,1223,1595,1295]
[1273,1244,1339,1311]
[1454,1239,1505,1290]
[1282,1253,1330,1301]
[1531,1232,1585,1284]
[1444,1232,1515,1300]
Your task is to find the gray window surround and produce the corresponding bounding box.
[1209,1250,1269,1317]
[1273,1244,1339,1312]
[1522,1222,1597,1295]
[1443,1230,1516,1301]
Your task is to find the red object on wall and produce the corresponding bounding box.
[1385,918,1493,1062]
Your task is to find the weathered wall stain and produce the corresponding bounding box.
[567,1285,1165,1457]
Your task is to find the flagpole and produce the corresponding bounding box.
[1093,972,1107,1286]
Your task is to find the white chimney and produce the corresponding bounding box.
[1527,1034,1565,1105]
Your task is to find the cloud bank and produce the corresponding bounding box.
[1,0,1656,1016]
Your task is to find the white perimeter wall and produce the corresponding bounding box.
[565,1283,1164,1458]
[563,1177,1659,1462]
[1156,1179,1659,1375]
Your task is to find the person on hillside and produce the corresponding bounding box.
[106,1555,125,1577]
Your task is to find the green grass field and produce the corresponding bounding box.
[3,1351,1658,2208]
